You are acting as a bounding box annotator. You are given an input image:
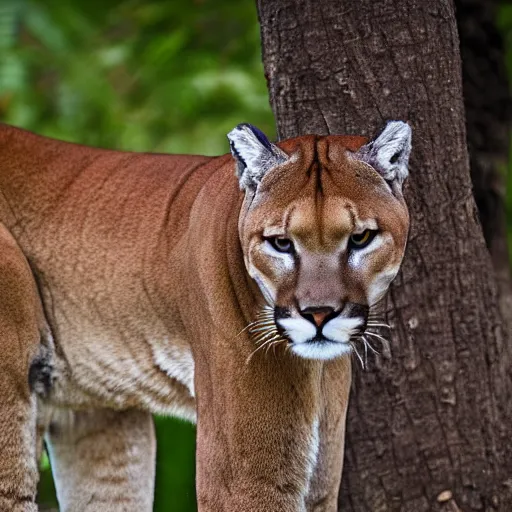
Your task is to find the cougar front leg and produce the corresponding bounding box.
[0,225,43,512]
[305,357,351,511]
[46,408,156,512]
[194,336,337,512]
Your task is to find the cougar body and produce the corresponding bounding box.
[0,121,411,511]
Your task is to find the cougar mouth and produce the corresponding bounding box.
[246,304,386,364]
[272,304,369,361]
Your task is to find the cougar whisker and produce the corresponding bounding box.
[246,335,276,363]
[236,321,259,338]
[350,342,365,369]
[366,322,391,329]
[365,330,391,357]
[252,329,279,344]
[365,330,390,345]
[250,323,277,333]
[362,335,380,355]
[266,337,284,355]
[246,342,269,364]
[246,332,286,363]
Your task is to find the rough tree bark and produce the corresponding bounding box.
[256,0,512,510]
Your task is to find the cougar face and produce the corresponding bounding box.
[230,122,410,360]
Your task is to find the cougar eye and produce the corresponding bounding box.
[349,229,377,249]
[267,237,294,254]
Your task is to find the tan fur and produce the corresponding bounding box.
[0,223,43,511]
[0,124,408,511]
[46,409,155,511]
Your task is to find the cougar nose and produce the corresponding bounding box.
[300,306,336,328]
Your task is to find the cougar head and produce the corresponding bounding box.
[228,121,410,360]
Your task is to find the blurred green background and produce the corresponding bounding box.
[3,0,512,510]
[0,0,274,510]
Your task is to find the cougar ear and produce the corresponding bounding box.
[356,121,412,193]
[227,123,288,190]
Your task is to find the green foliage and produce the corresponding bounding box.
[154,417,196,511]
[0,0,274,510]
[0,0,274,154]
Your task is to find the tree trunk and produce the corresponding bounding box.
[256,0,512,510]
